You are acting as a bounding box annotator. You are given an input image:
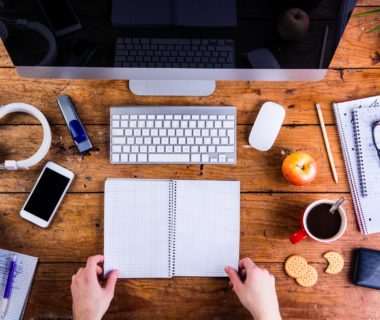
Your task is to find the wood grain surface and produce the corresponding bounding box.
[0,2,380,319]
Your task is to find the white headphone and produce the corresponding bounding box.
[0,103,52,170]
[0,18,57,66]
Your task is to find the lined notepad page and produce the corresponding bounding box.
[0,249,38,320]
[353,105,380,196]
[104,179,171,278]
[174,180,240,277]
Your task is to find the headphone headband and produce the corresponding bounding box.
[0,103,52,170]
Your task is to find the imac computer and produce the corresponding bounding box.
[0,0,358,96]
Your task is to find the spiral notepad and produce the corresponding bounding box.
[0,249,38,320]
[334,95,380,235]
[353,105,380,197]
[104,179,240,278]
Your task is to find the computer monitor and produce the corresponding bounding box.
[0,0,357,96]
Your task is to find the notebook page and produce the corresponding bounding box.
[104,179,171,278]
[174,180,240,277]
[354,105,380,196]
[334,95,380,234]
[0,249,38,320]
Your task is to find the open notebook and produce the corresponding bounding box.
[104,179,240,278]
[334,95,380,234]
[0,249,38,320]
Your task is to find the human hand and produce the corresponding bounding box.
[225,258,281,320]
[71,255,119,320]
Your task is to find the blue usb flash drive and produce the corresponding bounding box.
[57,95,93,153]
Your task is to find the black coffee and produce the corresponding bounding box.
[306,204,342,239]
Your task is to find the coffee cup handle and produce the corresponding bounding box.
[289,229,308,244]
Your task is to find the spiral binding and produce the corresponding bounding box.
[168,180,177,277]
[353,110,368,197]
[334,105,368,234]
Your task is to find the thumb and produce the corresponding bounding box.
[225,266,243,291]
[105,270,119,297]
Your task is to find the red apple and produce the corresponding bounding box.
[282,151,317,186]
[277,8,310,41]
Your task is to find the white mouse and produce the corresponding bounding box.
[249,102,286,151]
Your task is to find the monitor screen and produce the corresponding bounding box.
[0,0,357,70]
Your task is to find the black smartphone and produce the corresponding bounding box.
[38,0,82,36]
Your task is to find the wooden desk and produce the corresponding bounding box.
[0,2,379,318]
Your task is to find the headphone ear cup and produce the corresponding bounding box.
[0,20,8,41]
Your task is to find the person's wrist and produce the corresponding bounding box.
[73,310,103,320]
[253,312,281,320]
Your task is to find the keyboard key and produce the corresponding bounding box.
[112,145,122,153]
[221,137,229,144]
[138,154,148,162]
[112,129,124,136]
[112,154,120,162]
[140,146,148,152]
[202,154,210,162]
[223,121,234,128]
[112,120,120,128]
[217,146,235,153]
[191,154,201,162]
[129,154,137,162]
[121,154,128,162]
[149,154,190,163]
[113,137,126,144]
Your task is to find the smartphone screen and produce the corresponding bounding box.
[39,0,80,33]
[24,168,71,221]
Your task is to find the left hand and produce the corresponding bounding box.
[71,255,119,320]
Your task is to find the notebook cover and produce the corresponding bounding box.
[353,248,380,290]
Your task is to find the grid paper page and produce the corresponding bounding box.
[104,179,171,278]
[354,105,380,196]
[0,249,38,320]
[334,95,380,234]
[174,180,240,277]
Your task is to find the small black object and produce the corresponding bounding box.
[352,248,380,290]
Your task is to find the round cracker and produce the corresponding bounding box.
[285,255,309,278]
[324,251,344,275]
[296,265,318,287]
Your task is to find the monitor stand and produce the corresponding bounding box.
[129,80,216,96]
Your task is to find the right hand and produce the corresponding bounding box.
[71,255,119,320]
[225,257,282,320]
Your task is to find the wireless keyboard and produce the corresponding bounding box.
[114,38,235,69]
[110,106,237,164]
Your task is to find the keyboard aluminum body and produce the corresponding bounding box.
[110,106,237,165]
